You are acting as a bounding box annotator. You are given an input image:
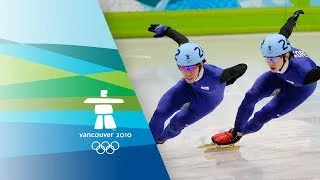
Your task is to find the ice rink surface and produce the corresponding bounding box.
[115,32,320,180]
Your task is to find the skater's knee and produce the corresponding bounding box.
[259,104,281,119]
[254,108,278,121]
[153,109,165,117]
[152,107,175,119]
[148,119,158,128]
[243,90,260,104]
[168,121,186,133]
[247,107,279,133]
[238,91,260,110]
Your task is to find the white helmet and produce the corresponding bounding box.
[175,42,205,66]
[260,33,291,57]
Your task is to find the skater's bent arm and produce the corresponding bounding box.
[279,10,304,39]
[166,28,189,45]
[303,66,320,85]
[220,63,248,85]
[279,16,296,39]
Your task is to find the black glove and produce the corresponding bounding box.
[280,10,304,37]
[292,10,304,21]
[286,10,304,28]
[148,24,170,38]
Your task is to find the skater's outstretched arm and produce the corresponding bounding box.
[148,24,189,45]
[220,63,248,85]
[279,10,304,39]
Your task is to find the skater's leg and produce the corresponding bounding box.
[234,72,284,132]
[156,108,197,142]
[212,73,285,145]
[157,95,223,142]
[149,80,190,140]
[242,83,316,135]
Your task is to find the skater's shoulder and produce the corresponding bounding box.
[289,46,302,52]
[289,47,316,68]
[202,64,223,80]
[290,47,311,60]
[204,63,223,72]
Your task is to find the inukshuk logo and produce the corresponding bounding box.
[84,90,124,129]
[82,90,124,154]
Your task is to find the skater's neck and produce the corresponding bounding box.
[277,59,289,74]
[195,66,204,82]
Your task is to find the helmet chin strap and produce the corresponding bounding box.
[278,54,288,72]
[279,59,286,72]
[277,54,291,74]
[194,64,204,82]
[197,65,202,77]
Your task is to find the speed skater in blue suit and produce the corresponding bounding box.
[212,10,320,145]
[147,24,248,144]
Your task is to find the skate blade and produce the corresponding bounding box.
[204,144,240,153]
[197,143,215,149]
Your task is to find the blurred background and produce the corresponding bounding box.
[100,0,320,38]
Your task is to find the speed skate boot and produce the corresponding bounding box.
[211,128,243,145]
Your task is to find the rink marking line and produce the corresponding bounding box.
[122,55,151,59]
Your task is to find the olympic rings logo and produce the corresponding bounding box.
[91,141,120,155]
